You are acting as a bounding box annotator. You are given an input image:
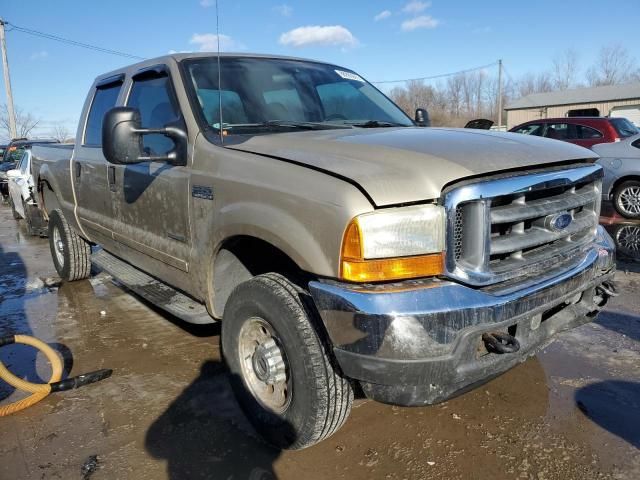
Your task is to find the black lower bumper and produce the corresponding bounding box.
[309,227,616,406]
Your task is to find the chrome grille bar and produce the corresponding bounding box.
[444,164,603,287]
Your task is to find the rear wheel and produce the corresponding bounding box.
[613,179,640,219]
[222,273,353,449]
[48,210,91,281]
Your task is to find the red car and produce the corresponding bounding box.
[509,117,638,149]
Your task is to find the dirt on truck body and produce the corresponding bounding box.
[31,52,617,449]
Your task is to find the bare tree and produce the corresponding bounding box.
[516,71,553,98]
[586,44,639,86]
[51,123,72,143]
[552,49,580,90]
[0,104,41,140]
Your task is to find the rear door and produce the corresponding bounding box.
[110,66,191,275]
[73,76,124,245]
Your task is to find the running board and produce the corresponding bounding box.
[91,249,214,324]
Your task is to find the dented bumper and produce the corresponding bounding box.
[309,226,616,406]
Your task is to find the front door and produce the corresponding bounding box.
[110,67,191,276]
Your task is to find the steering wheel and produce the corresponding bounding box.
[324,113,347,121]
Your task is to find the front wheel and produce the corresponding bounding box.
[48,210,91,281]
[613,179,640,219]
[222,273,353,449]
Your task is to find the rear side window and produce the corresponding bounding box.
[127,74,182,156]
[575,125,603,139]
[610,118,639,138]
[512,123,544,136]
[84,82,123,146]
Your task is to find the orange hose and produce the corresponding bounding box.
[0,335,63,416]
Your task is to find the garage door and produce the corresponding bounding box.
[609,105,640,127]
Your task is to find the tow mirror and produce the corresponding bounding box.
[415,108,430,127]
[6,169,20,179]
[102,107,187,165]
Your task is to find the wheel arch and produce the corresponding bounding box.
[209,235,310,319]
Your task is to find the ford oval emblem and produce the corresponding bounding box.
[546,212,573,232]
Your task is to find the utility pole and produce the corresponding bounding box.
[497,59,503,129]
[0,18,17,140]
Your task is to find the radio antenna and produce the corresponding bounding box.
[215,0,223,143]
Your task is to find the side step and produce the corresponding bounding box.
[91,249,214,324]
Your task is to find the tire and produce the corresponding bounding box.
[222,273,353,449]
[613,179,640,219]
[48,209,91,281]
[10,196,21,219]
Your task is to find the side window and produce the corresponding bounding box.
[575,125,603,139]
[127,74,181,156]
[544,123,576,140]
[513,123,543,136]
[84,82,122,146]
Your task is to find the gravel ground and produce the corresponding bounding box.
[0,204,638,480]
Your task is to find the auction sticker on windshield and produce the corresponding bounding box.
[335,70,364,82]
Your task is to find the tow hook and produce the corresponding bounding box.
[598,281,618,298]
[482,332,520,354]
[594,280,618,307]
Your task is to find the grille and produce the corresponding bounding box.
[445,164,603,287]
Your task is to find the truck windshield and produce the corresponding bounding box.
[182,57,414,134]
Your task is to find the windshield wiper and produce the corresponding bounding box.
[226,120,350,131]
[347,120,408,128]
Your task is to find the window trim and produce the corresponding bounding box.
[81,79,124,148]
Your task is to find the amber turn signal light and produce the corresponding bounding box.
[339,218,444,282]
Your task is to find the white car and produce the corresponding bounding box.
[7,149,47,236]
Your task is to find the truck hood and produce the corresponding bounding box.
[226,127,596,207]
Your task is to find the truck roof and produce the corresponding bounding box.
[95,52,345,84]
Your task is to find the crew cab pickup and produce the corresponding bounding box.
[32,53,616,449]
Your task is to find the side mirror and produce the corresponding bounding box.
[415,108,430,127]
[6,169,20,179]
[102,107,187,165]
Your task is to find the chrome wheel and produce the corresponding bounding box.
[238,317,291,414]
[616,225,640,256]
[617,185,640,216]
[52,225,65,267]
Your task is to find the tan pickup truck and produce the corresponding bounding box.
[32,53,616,449]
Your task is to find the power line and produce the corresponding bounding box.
[372,61,499,85]
[4,21,145,60]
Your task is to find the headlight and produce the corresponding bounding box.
[340,204,445,282]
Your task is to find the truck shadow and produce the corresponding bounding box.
[145,360,288,480]
[575,380,640,448]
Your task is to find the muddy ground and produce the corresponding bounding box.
[0,204,638,480]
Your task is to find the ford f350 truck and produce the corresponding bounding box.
[32,53,616,449]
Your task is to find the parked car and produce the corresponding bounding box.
[510,117,638,149]
[1,138,59,202]
[6,149,48,235]
[31,53,616,449]
[593,133,640,218]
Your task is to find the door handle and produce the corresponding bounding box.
[108,166,116,192]
[74,162,81,179]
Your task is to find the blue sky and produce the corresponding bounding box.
[2,0,639,139]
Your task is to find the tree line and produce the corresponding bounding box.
[387,44,640,127]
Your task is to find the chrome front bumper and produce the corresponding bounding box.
[309,226,616,406]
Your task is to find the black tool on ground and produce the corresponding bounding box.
[49,369,113,392]
[482,331,520,354]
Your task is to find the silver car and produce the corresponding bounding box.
[594,133,640,218]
